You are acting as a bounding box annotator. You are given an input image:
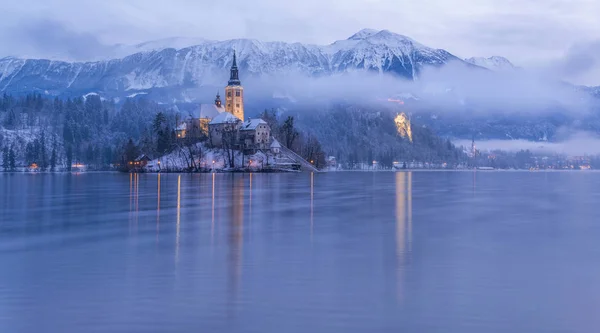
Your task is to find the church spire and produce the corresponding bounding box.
[228,50,241,86]
[214,91,222,108]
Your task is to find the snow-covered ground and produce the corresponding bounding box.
[145,143,281,172]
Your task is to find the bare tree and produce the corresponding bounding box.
[301,134,326,169]
[282,116,299,149]
[219,123,239,168]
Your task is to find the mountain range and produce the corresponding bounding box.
[0,29,509,101]
[1,28,599,142]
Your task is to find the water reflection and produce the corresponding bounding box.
[129,173,133,232]
[135,173,139,225]
[176,175,181,263]
[473,170,477,195]
[395,172,413,261]
[128,173,140,233]
[249,173,253,238]
[157,174,161,240]
[211,173,216,245]
[310,172,314,238]
[395,172,413,301]
[4,173,600,332]
[228,176,245,308]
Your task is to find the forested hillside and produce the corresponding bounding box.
[0,93,177,170]
[288,104,466,168]
[0,93,467,171]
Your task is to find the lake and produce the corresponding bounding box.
[1,171,600,332]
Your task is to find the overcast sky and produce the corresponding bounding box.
[1,0,600,84]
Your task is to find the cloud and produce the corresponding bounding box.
[16,20,111,60]
[550,40,600,86]
[243,61,594,114]
[0,19,113,61]
[454,132,600,156]
[0,0,599,71]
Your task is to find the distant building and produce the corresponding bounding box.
[177,94,225,139]
[175,122,187,139]
[209,112,241,147]
[327,156,337,168]
[270,139,282,155]
[239,118,271,151]
[128,154,151,171]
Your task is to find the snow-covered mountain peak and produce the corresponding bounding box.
[347,28,380,40]
[133,37,211,51]
[0,29,475,100]
[344,29,424,48]
[465,56,516,71]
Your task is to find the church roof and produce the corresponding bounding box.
[135,154,151,162]
[240,118,268,131]
[209,112,240,125]
[176,122,187,131]
[189,104,224,119]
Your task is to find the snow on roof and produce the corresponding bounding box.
[270,138,281,148]
[190,104,224,119]
[135,154,151,161]
[240,118,268,131]
[176,122,187,130]
[209,112,239,125]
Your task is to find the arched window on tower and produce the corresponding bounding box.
[228,92,232,97]
[236,91,240,97]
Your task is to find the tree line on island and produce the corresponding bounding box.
[0,93,328,172]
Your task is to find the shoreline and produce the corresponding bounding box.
[3,168,600,175]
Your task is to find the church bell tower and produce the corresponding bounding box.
[225,50,244,121]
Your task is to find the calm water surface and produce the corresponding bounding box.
[1,171,600,332]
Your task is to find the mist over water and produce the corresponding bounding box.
[455,131,600,155]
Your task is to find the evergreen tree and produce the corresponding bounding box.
[282,116,299,149]
[40,131,48,170]
[50,142,57,172]
[8,147,16,171]
[124,139,139,163]
[66,145,73,171]
[2,147,8,171]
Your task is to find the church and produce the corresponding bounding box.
[175,51,276,154]
[176,50,245,139]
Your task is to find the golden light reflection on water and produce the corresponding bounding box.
[128,173,140,233]
[211,173,215,245]
[248,173,255,243]
[395,172,413,258]
[396,171,413,301]
[176,175,181,263]
[129,173,132,212]
[135,173,139,228]
[228,176,245,306]
[310,172,314,238]
[156,174,161,240]
[129,173,133,233]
